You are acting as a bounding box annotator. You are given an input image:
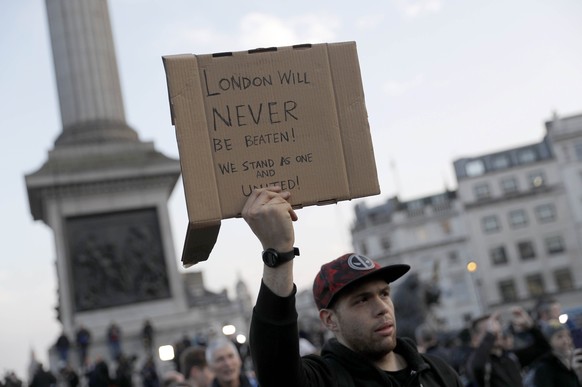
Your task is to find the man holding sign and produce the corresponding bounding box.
[242,186,462,387]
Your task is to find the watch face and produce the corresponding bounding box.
[262,250,279,267]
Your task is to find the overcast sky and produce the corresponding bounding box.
[2,0,582,379]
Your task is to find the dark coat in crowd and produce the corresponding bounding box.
[529,352,582,387]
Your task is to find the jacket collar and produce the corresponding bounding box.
[322,337,431,373]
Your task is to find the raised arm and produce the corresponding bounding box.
[241,186,298,296]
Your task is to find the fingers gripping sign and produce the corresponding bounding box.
[242,187,297,253]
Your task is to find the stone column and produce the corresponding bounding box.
[45,0,138,145]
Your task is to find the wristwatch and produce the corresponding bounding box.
[262,247,300,268]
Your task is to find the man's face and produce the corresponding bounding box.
[209,345,241,385]
[328,278,397,360]
[475,319,504,352]
[550,329,573,355]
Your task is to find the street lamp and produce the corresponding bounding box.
[158,345,175,361]
[236,334,247,344]
[222,324,236,336]
[466,260,484,314]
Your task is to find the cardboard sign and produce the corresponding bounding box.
[163,42,379,266]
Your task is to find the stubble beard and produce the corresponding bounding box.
[348,330,397,361]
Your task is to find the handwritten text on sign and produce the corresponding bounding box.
[202,68,316,196]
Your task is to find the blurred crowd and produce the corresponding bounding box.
[3,296,581,387]
[413,297,582,387]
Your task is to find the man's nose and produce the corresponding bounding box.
[372,296,390,315]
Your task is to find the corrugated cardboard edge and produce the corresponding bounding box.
[163,55,221,267]
[328,42,380,198]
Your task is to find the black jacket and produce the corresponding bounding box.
[466,328,550,387]
[530,352,582,387]
[210,374,256,387]
[250,281,462,387]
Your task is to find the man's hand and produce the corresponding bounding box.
[510,306,534,330]
[242,186,297,252]
[486,311,502,334]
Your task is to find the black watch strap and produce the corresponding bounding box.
[279,247,300,260]
[262,247,300,267]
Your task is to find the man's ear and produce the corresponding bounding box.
[319,309,339,332]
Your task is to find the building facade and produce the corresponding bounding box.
[454,114,582,312]
[352,112,582,331]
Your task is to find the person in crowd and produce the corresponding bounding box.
[59,365,79,387]
[141,356,160,387]
[114,354,136,387]
[2,371,24,387]
[526,319,582,387]
[174,334,193,373]
[465,308,550,387]
[415,323,453,365]
[75,325,91,368]
[142,320,155,355]
[180,345,214,387]
[535,298,563,327]
[206,338,257,387]
[449,327,475,386]
[55,332,71,364]
[107,322,122,361]
[242,186,462,387]
[86,357,112,387]
[29,363,56,387]
[513,297,564,350]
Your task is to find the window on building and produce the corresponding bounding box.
[575,143,582,161]
[432,194,449,206]
[482,215,501,233]
[554,269,574,291]
[528,171,545,188]
[380,236,391,252]
[517,241,536,260]
[498,279,518,302]
[474,183,491,201]
[526,273,545,297]
[500,177,519,195]
[509,209,528,228]
[518,149,537,164]
[545,235,565,255]
[466,160,485,177]
[492,155,510,170]
[536,203,556,223]
[407,200,424,217]
[408,200,423,210]
[448,251,459,263]
[490,246,508,265]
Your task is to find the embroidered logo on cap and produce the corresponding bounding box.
[347,254,375,270]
